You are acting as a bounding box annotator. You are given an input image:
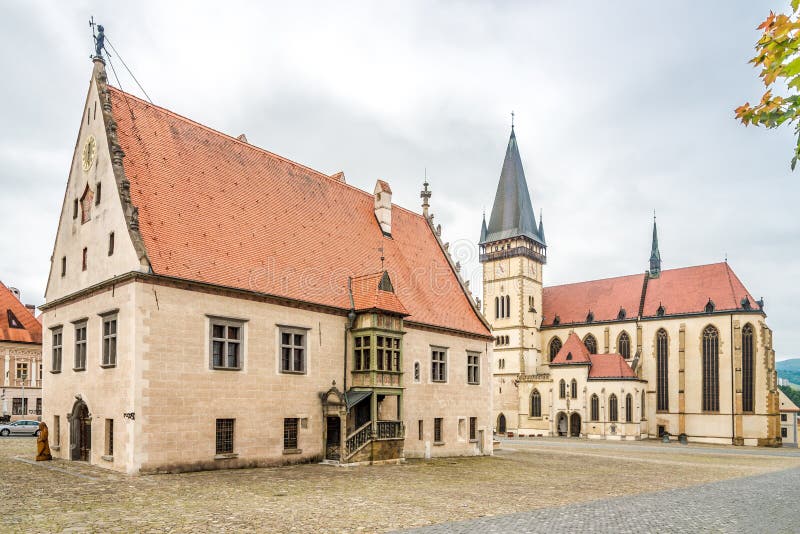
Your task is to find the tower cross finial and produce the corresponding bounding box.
[511,110,515,129]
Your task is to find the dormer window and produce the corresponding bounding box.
[617,307,626,320]
[657,303,666,317]
[566,352,573,361]
[705,299,715,313]
[586,310,594,323]
[741,296,751,310]
[80,184,94,224]
[7,310,23,329]
[553,315,560,326]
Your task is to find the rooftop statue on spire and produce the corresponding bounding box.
[90,17,106,59]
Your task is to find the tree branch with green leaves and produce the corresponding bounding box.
[736,1,800,169]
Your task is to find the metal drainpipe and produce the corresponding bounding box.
[344,278,356,410]
[730,314,736,445]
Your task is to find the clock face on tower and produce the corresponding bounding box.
[82,135,97,172]
[494,262,505,277]
[528,261,537,278]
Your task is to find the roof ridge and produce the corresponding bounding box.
[545,261,733,290]
[108,85,432,224]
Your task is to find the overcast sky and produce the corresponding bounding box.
[1,1,798,359]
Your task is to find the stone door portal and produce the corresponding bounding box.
[325,416,341,461]
[570,412,581,437]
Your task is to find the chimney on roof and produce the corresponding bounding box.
[25,304,36,315]
[374,180,392,236]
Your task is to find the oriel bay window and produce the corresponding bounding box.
[376,335,401,371]
[210,318,244,370]
[354,335,371,370]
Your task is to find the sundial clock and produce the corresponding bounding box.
[82,135,97,171]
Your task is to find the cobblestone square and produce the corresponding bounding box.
[2,437,798,533]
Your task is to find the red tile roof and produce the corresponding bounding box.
[0,281,42,344]
[588,353,637,380]
[108,87,489,337]
[642,262,756,318]
[551,332,591,365]
[543,263,758,326]
[543,273,644,326]
[350,272,409,315]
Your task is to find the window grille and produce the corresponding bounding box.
[742,324,755,412]
[584,334,597,354]
[215,419,234,454]
[283,418,298,450]
[531,389,541,417]
[549,337,562,362]
[656,329,669,411]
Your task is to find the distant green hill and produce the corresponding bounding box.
[777,359,800,386]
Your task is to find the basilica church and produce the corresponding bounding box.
[480,127,781,446]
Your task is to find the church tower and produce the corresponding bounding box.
[480,126,546,430]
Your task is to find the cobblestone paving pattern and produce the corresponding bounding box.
[1,437,799,533]
[399,465,800,533]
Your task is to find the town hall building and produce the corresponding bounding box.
[41,57,493,474]
[481,126,781,446]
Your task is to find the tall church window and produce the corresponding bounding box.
[549,337,562,362]
[583,334,597,354]
[618,331,631,359]
[570,379,577,399]
[505,295,511,318]
[702,325,720,412]
[656,329,669,412]
[559,379,566,399]
[609,394,618,422]
[531,389,541,417]
[625,393,633,422]
[742,324,755,413]
[495,297,499,319]
[590,394,599,421]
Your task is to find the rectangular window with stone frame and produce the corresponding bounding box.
[12,398,27,416]
[284,417,299,450]
[469,417,477,441]
[209,318,244,370]
[467,352,480,384]
[51,327,63,373]
[74,321,87,371]
[434,417,443,443]
[431,348,447,383]
[280,327,307,374]
[215,418,234,455]
[101,313,118,367]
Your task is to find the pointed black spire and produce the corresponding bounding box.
[481,127,543,246]
[480,211,488,242]
[538,209,546,245]
[649,212,661,277]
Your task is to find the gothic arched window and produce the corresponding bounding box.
[609,394,618,422]
[625,393,633,422]
[656,329,669,412]
[591,394,599,421]
[570,379,578,399]
[549,337,562,362]
[742,323,755,413]
[584,334,597,354]
[702,325,720,412]
[559,379,566,399]
[495,297,499,319]
[618,331,631,359]
[531,389,541,417]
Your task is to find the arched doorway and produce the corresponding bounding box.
[570,412,581,437]
[556,412,568,436]
[69,399,91,461]
[497,413,506,434]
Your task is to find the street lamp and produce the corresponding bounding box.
[20,372,27,417]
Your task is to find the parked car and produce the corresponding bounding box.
[0,420,40,436]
